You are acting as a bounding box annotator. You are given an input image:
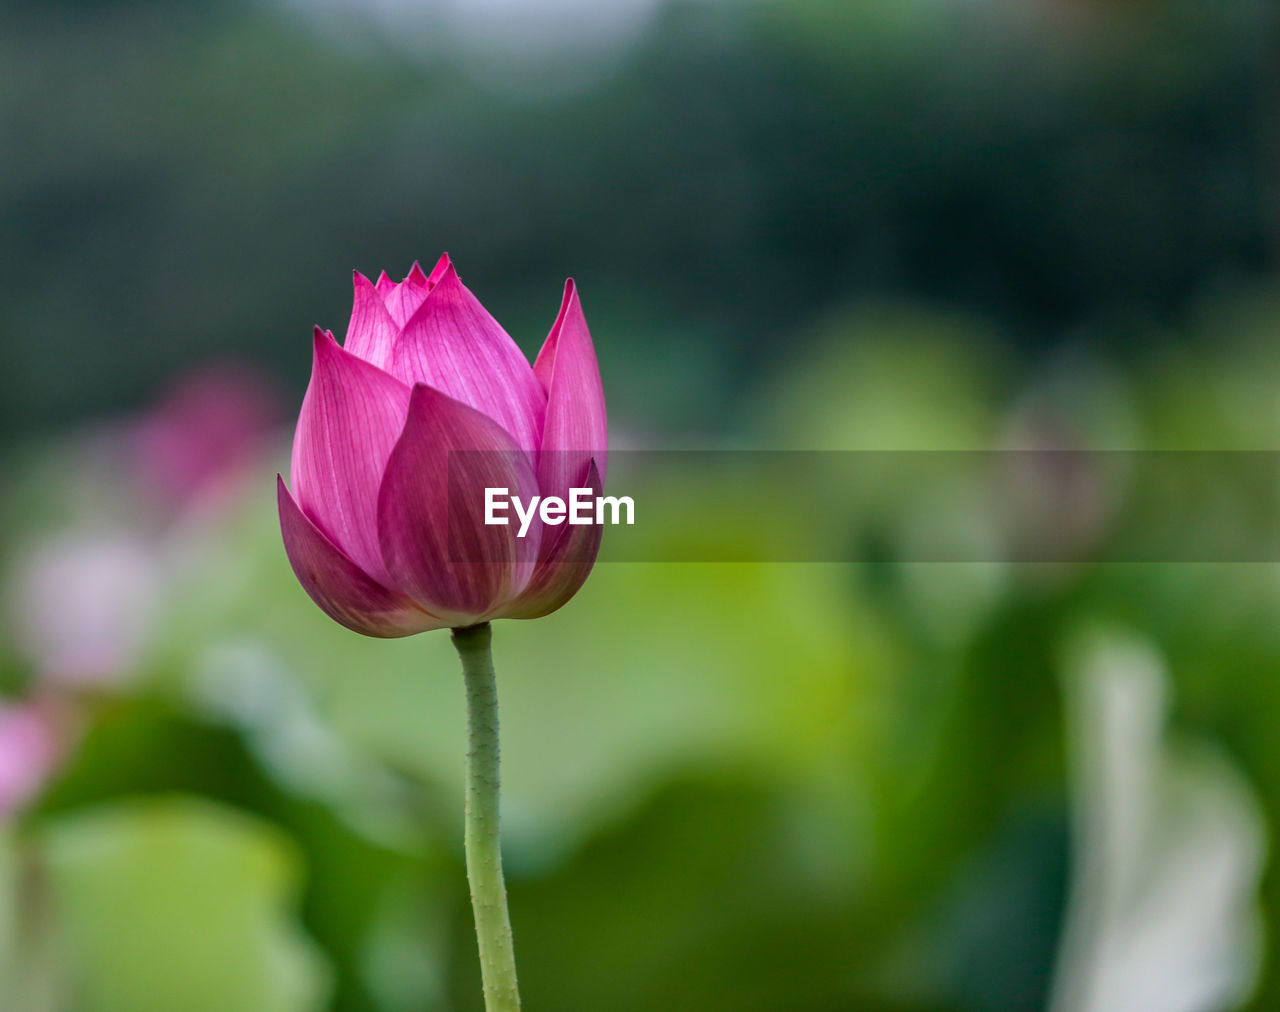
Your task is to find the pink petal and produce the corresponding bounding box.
[384,261,433,326]
[534,279,608,498]
[278,476,442,637]
[425,252,451,287]
[290,329,412,580]
[344,272,400,370]
[496,458,603,619]
[377,384,542,625]
[391,262,546,453]
[405,260,430,286]
[375,271,396,297]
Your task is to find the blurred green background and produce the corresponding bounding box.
[2,0,1279,1009]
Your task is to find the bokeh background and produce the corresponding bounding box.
[2,0,1279,1008]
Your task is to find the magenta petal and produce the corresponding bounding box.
[405,260,429,286]
[377,384,542,625]
[278,477,443,637]
[290,330,412,580]
[425,252,450,287]
[344,272,400,370]
[534,280,608,499]
[391,263,546,454]
[496,458,603,620]
[383,262,432,326]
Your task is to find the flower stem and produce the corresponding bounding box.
[450,622,521,1011]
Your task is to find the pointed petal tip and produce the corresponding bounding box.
[427,252,452,287]
[399,259,462,330]
[558,278,582,320]
[391,257,546,453]
[404,378,472,417]
[549,279,584,338]
[406,260,429,286]
[276,472,299,515]
[534,276,606,480]
[405,381,432,414]
[345,270,400,367]
[276,471,292,516]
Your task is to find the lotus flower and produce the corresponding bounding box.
[278,255,607,636]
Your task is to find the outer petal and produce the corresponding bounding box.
[391,262,546,453]
[290,329,411,580]
[278,476,443,637]
[496,458,603,620]
[533,280,607,500]
[344,272,399,370]
[384,261,432,326]
[377,384,542,626]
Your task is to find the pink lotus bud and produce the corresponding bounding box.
[278,255,607,636]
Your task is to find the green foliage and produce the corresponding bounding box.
[41,797,329,1011]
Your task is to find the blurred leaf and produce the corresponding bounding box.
[475,775,866,1012]
[41,796,330,1012]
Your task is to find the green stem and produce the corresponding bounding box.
[451,622,521,1011]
